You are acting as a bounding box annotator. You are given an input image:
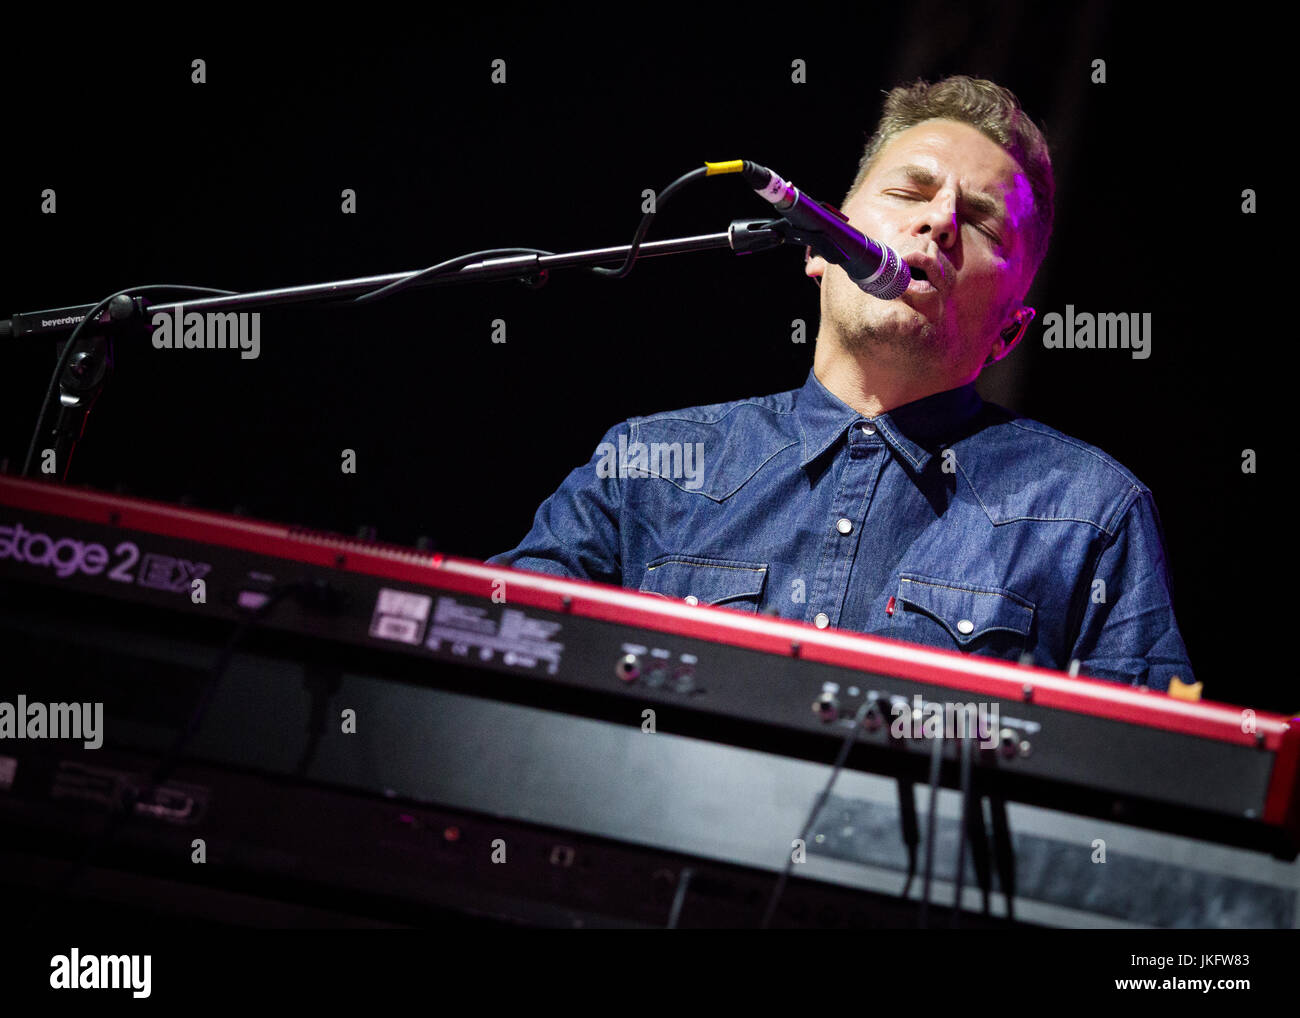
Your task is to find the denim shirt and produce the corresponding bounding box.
[487,368,1195,693]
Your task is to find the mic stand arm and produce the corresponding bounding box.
[3,219,788,342]
[9,219,788,481]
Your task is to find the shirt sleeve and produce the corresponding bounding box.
[1069,487,1196,694]
[482,421,627,583]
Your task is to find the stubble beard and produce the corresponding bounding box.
[824,272,945,367]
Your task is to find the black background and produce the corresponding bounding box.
[1,5,1281,709]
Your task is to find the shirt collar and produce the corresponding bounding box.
[795,366,985,472]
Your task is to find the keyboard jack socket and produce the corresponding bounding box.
[862,695,890,732]
[812,691,838,722]
[616,654,640,683]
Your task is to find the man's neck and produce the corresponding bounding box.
[813,343,974,419]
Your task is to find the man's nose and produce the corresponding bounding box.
[911,194,959,248]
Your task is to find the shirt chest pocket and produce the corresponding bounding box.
[894,573,1035,654]
[639,555,768,614]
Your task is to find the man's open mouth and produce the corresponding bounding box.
[906,267,937,292]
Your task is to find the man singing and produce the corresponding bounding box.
[487,75,1194,693]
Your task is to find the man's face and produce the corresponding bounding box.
[809,118,1037,382]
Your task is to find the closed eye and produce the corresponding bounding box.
[883,191,1002,244]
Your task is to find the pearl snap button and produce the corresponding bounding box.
[957,619,974,635]
[685,595,699,605]
[814,613,830,629]
[861,423,877,435]
[836,518,853,534]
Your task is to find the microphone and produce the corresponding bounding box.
[740,161,911,299]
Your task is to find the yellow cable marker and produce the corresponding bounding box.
[1167,676,1203,702]
[705,160,745,176]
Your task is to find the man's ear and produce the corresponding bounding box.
[988,307,1035,364]
[805,245,826,288]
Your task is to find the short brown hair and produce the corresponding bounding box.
[846,75,1055,283]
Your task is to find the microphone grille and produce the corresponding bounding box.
[858,245,911,300]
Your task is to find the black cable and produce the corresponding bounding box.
[666,866,694,929]
[989,792,1017,923]
[591,166,709,279]
[966,792,993,915]
[26,168,719,475]
[34,581,307,924]
[22,284,237,479]
[353,165,715,303]
[759,697,871,929]
[950,734,974,927]
[897,776,919,900]
[917,732,944,928]
[350,248,556,304]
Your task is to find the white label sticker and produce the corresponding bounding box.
[370,588,433,645]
